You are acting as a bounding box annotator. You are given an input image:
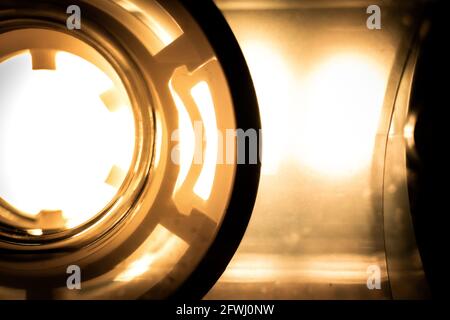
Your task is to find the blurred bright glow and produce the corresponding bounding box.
[296,54,386,177]
[220,253,383,284]
[0,51,135,228]
[28,229,43,236]
[242,42,291,175]
[404,114,416,141]
[242,44,385,177]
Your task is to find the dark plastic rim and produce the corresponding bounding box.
[167,0,261,300]
[407,0,445,299]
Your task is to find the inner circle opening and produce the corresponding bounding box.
[0,38,136,234]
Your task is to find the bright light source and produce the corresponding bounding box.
[295,54,386,177]
[242,44,385,178]
[0,51,135,229]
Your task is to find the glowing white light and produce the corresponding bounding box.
[0,51,135,228]
[295,54,386,177]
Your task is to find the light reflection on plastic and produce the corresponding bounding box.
[191,81,218,201]
[170,80,218,201]
[114,0,183,55]
[170,80,195,193]
[114,224,188,282]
